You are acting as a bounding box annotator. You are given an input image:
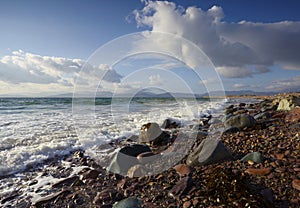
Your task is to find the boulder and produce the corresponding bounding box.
[240,152,263,164]
[107,144,151,175]
[139,122,168,145]
[224,114,256,130]
[277,96,300,111]
[186,139,233,166]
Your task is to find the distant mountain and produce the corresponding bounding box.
[11,90,279,98]
[200,90,277,97]
[52,91,113,98]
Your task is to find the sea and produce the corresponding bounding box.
[0,97,233,177]
[0,96,262,206]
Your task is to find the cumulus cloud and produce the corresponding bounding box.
[0,50,123,93]
[149,74,163,85]
[266,75,300,92]
[133,1,300,78]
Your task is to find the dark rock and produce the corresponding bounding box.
[82,169,100,180]
[120,144,151,157]
[260,188,274,204]
[186,139,233,167]
[33,189,70,207]
[168,176,192,199]
[161,118,180,129]
[240,152,263,164]
[254,112,271,120]
[113,196,143,208]
[93,188,118,204]
[223,126,239,133]
[224,114,256,130]
[1,192,19,204]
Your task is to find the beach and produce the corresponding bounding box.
[0,94,299,207]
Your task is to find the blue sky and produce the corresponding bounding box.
[0,0,300,96]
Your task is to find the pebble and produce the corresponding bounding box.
[173,164,191,177]
[183,201,191,208]
[245,168,271,176]
[292,179,300,191]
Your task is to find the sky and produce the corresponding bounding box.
[0,0,300,96]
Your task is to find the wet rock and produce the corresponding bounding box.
[113,196,143,208]
[292,179,300,191]
[245,168,271,176]
[223,126,239,133]
[240,152,263,164]
[107,144,151,174]
[186,139,233,167]
[233,109,247,115]
[93,188,118,204]
[52,176,80,188]
[1,191,19,204]
[224,114,256,130]
[139,122,169,145]
[168,176,192,199]
[254,112,271,120]
[82,169,100,180]
[120,144,151,157]
[277,95,300,110]
[34,189,70,207]
[173,164,191,177]
[285,107,300,123]
[161,118,180,129]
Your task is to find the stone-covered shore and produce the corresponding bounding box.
[1,93,300,208]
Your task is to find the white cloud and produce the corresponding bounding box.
[133,1,300,78]
[266,75,300,92]
[149,74,163,85]
[233,83,250,89]
[0,50,123,95]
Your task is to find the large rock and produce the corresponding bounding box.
[139,122,168,145]
[277,96,300,111]
[224,114,256,130]
[186,139,233,166]
[107,144,151,175]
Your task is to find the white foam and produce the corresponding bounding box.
[0,98,229,177]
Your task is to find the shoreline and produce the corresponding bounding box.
[0,94,299,207]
